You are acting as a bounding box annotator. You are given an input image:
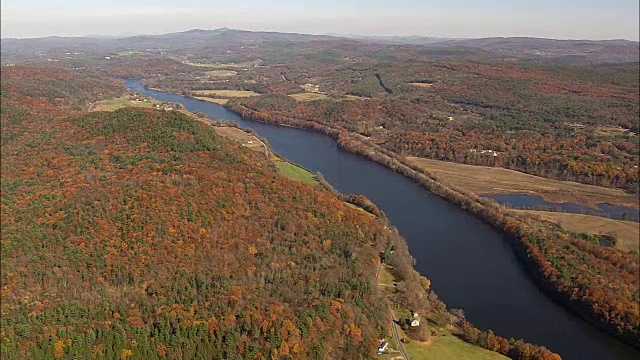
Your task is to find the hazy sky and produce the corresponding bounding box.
[2,0,639,40]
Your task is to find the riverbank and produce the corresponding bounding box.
[188,111,529,359]
[165,101,561,359]
[222,102,639,349]
[126,81,638,358]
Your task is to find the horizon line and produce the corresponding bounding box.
[1,27,638,42]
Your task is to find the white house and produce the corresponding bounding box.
[377,339,388,353]
[410,312,420,327]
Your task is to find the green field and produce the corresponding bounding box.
[289,92,330,102]
[342,95,368,101]
[595,125,637,138]
[378,266,395,287]
[91,95,154,112]
[404,335,509,360]
[206,70,238,77]
[195,96,230,105]
[276,161,320,186]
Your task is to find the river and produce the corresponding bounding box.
[126,80,638,360]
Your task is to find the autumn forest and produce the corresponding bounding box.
[1,28,638,360]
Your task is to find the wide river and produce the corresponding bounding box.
[126,80,638,360]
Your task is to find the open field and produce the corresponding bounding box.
[212,126,268,154]
[183,60,262,68]
[409,82,434,88]
[206,70,238,77]
[116,50,142,56]
[275,161,320,187]
[192,90,260,98]
[195,96,229,105]
[595,126,637,138]
[404,335,509,360]
[345,202,376,217]
[210,127,325,189]
[90,95,154,112]
[407,157,639,209]
[518,210,639,252]
[342,94,368,101]
[289,92,330,102]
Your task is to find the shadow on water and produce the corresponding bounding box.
[125,80,639,360]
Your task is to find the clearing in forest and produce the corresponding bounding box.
[594,126,637,138]
[517,210,639,252]
[206,70,238,77]
[409,82,434,88]
[183,60,263,68]
[212,126,268,155]
[289,92,330,102]
[90,95,155,112]
[275,161,320,187]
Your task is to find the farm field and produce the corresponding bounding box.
[289,92,330,102]
[194,96,229,105]
[206,69,238,77]
[182,60,262,68]
[275,160,320,187]
[192,90,260,98]
[90,95,154,111]
[404,335,509,360]
[406,157,639,209]
[211,126,269,154]
[518,210,639,252]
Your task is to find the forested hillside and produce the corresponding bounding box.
[1,66,392,359]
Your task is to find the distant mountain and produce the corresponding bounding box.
[325,33,454,45]
[2,29,638,65]
[422,37,639,64]
[1,28,337,59]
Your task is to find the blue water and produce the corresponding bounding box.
[486,194,639,221]
[126,79,639,360]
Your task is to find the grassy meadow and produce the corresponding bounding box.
[90,95,155,112]
[275,161,320,187]
[195,96,230,105]
[289,92,330,102]
[407,157,639,209]
[519,210,639,252]
[404,335,509,360]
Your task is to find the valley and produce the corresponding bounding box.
[1,27,638,360]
